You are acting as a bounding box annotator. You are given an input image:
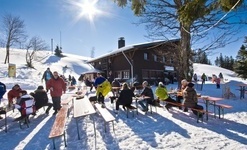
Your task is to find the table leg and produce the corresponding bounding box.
[240,86,244,99]
[76,118,80,140]
[206,100,209,120]
[92,115,96,149]
[135,99,138,115]
[213,101,216,118]
[243,87,245,99]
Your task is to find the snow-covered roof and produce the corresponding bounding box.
[88,39,180,62]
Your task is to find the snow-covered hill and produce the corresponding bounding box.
[0,48,93,89]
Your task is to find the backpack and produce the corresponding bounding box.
[21,99,36,116]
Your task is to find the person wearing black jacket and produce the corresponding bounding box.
[33,85,53,114]
[115,83,135,113]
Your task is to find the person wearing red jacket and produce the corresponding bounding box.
[46,71,66,115]
[7,84,22,108]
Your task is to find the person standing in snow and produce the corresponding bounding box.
[94,73,111,108]
[193,73,198,82]
[42,68,54,91]
[201,73,206,90]
[46,71,66,115]
[216,77,221,89]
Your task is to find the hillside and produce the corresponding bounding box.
[0,48,93,89]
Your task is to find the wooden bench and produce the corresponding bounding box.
[61,97,74,118]
[215,103,232,119]
[61,97,73,105]
[164,101,212,123]
[163,101,183,109]
[94,103,115,132]
[49,106,69,149]
[190,107,212,123]
[125,105,137,118]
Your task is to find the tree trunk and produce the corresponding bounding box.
[4,47,10,64]
[177,24,192,86]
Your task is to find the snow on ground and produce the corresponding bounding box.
[0,48,247,150]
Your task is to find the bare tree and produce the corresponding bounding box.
[25,36,48,68]
[1,13,27,64]
[113,0,246,83]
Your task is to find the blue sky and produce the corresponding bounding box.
[0,0,246,61]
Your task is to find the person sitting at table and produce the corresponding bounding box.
[7,84,22,109]
[176,79,188,110]
[115,82,135,114]
[110,78,121,104]
[32,85,53,115]
[138,81,154,112]
[155,82,179,111]
[13,90,36,121]
[183,82,204,117]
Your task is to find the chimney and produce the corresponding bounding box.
[118,37,125,49]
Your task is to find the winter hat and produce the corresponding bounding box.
[20,90,27,95]
[187,82,194,88]
[142,81,148,87]
[37,85,44,90]
[158,82,164,86]
[14,84,20,87]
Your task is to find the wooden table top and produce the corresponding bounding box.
[199,96,223,102]
[73,97,96,118]
[112,87,121,90]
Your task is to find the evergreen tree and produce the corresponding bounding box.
[215,57,219,66]
[234,45,247,79]
[54,45,63,57]
[219,53,224,68]
[193,49,211,65]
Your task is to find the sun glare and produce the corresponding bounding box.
[77,0,100,22]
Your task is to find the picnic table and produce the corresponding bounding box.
[73,96,96,140]
[199,96,223,120]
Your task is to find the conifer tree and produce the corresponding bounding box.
[234,45,247,79]
[54,45,63,57]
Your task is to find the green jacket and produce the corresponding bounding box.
[155,85,169,100]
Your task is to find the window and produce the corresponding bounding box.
[154,55,157,62]
[170,58,174,63]
[144,53,149,60]
[123,70,129,79]
[149,71,156,79]
[142,70,149,79]
[115,71,122,78]
[163,56,166,63]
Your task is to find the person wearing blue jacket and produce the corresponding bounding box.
[94,73,111,108]
[0,82,6,100]
[0,82,7,119]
